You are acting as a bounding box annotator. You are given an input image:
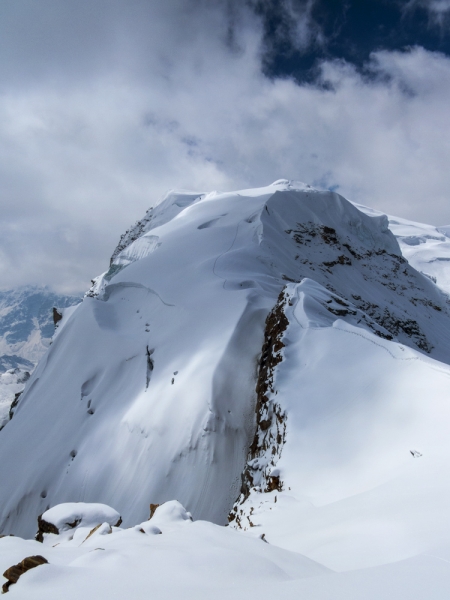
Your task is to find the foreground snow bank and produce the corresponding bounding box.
[2,500,450,600]
[0,500,329,599]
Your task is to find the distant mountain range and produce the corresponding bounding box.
[0,287,81,428]
[0,287,82,367]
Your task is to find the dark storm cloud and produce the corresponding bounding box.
[0,0,450,292]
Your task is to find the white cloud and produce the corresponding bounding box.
[0,2,450,292]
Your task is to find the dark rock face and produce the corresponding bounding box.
[35,514,59,543]
[229,288,288,526]
[52,307,63,326]
[2,555,48,593]
[149,504,160,520]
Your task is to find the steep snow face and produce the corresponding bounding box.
[1,181,450,539]
[259,191,450,359]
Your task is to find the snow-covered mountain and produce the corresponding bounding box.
[0,287,82,367]
[2,181,450,598]
[0,287,81,429]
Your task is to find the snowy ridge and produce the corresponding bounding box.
[230,276,450,569]
[2,181,450,598]
[1,181,450,536]
[102,189,205,286]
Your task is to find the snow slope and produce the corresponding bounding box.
[230,278,450,572]
[354,202,450,296]
[1,180,450,598]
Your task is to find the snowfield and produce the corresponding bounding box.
[1,180,450,598]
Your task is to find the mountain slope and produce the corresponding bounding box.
[1,181,450,549]
[354,202,450,296]
[229,278,450,570]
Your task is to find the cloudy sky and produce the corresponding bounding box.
[2,0,450,293]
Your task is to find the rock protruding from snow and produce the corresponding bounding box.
[2,555,48,593]
[148,501,193,528]
[36,503,121,543]
[229,288,288,526]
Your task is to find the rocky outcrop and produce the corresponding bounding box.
[149,503,160,519]
[2,555,48,593]
[229,288,288,527]
[52,307,63,326]
[35,514,59,542]
[35,503,122,542]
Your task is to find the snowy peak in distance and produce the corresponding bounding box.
[0,287,82,429]
[0,286,82,367]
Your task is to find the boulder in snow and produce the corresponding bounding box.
[2,555,48,593]
[35,502,121,542]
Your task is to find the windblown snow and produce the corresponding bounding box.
[2,180,450,599]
